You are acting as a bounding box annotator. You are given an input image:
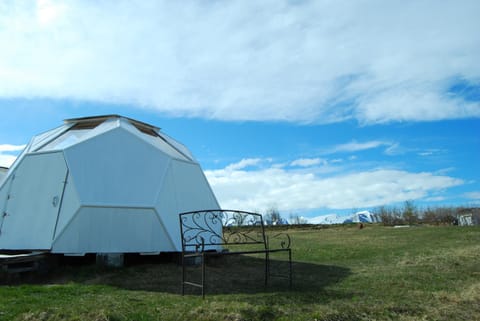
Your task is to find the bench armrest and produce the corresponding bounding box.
[267,232,291,250]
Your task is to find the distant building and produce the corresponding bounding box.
[457,208,480,226]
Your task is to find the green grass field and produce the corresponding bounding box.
[1,225,479,321]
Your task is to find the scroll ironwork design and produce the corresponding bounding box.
[268,232,292,250]
[180,209,265,250]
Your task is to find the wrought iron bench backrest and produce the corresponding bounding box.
[179,209,267,252]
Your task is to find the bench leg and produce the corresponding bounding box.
[201,252,206,298]
[181,253,185,296]
[288,249,292,289]
[265,251,270,287]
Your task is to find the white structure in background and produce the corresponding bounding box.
[0,115,219,255]
[458,214,473,226]
[308,214,345,225]
[457,208,480,226]
[348,211,380,223]
[308,210,380,225]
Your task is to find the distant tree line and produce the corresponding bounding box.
[263,202,478,226]
[263,207,308,225]
[372,201,475,226]
[264,207,289,225]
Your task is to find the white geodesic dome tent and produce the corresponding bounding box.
[0,115,219,255]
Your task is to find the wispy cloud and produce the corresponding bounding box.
[290,158,327,167]
[417,149,445,157]
[384,143,406,156]
[225,158,266,171]
[205,159,463,212]
[328,140,391,154]
[463,191,480,200]
[423,196,446,202]
[0,1,479,123]
[0,144,26,153]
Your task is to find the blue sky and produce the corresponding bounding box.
[0,0,479,220]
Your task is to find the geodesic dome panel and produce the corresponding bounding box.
[51,171,82,244]
[51,207,173,253]
[0,152,67,250]
[64,126,170,206]
[154,160,220,250]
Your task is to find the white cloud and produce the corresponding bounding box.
[205,160,463,212]
[464,191,480,200]
[384,143,406,156]
[355,85,480,124]
[290,158,326,167]
[423,196,446,202]
[418,151,433,156]
[225,158,265,171]
[417,149,444,157]
[0,144,25,168]
[0,144,26,153]
[36,0,67,26]
[0,1,479,124]
[434,168,456,175]
[328,140,391,154]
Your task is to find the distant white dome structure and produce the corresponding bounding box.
[0,115,219,255]
[350,211,379,223]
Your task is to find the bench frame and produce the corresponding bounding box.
[179,209,292,297]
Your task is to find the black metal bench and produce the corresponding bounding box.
[179,209,292,297]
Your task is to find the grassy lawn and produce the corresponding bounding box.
[1,225,479,321]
